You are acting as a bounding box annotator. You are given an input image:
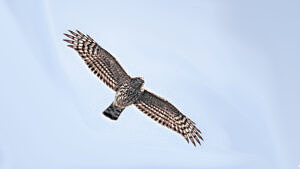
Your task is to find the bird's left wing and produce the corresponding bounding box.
[63,30,131,91]
[134,90,203,146]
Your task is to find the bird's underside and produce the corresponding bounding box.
[63,29,203,146]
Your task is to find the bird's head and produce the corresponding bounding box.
[131,77,145,90]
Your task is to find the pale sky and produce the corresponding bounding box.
[0,0,299,169]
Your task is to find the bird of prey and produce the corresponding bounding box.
[63,30,203,146]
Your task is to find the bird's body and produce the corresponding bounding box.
[64,30,203,146]
[104,77,144,120]
[115,77,144,108]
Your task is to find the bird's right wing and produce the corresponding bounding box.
[134,90,203,146]
[64,30,131,91]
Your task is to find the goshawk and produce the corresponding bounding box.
[63,30,203,146]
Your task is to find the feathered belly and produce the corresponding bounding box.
[114,87,143,108]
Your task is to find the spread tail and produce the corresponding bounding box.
[103,103,124,120]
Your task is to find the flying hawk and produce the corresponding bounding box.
[63,30,203,146]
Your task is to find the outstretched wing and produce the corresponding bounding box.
[63,30,130,91]
[134,90,203,146]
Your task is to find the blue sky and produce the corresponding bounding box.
[0,0,299,169]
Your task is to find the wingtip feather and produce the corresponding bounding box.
[185,137,189,144]
[190,137,196,147]
[67,45,74,48]
[194,135,201,145]
[64,33,75,39]
[196,132,204,141]
[68,30,78,36]
[76,29,84,36]
[63,39,73,44]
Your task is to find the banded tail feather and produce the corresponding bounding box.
[103,103,124,120]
